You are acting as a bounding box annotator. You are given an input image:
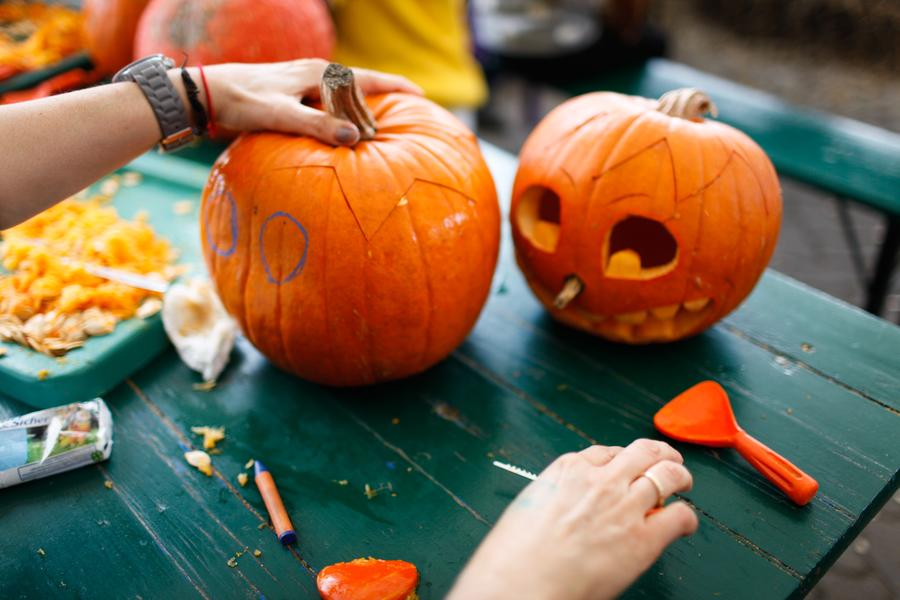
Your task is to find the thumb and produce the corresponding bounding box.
[270,100,360,145]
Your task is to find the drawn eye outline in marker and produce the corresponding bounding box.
[205,181,238,257]
[259,211,309,285]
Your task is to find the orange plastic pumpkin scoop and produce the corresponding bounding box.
[654,381,818,505]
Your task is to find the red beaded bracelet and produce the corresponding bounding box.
[197,64,217,138]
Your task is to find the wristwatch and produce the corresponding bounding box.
[113,54,194,152]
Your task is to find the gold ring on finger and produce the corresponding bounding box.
[640,471,666,508]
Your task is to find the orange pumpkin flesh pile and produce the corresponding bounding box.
[0,180,178,356]
[317,558,419,600]
[202,64,500,386]
[135,0,334,66]
[512,88,782,343]
[0,2,85,75]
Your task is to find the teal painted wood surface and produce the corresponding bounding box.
[1,143,897,599]
[0,154,208,408]
[563,58,900,216]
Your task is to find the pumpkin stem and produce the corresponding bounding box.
[657,88,719,120]
[554,275,584,309]
[321,63,377,141]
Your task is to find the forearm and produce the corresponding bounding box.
[0,59,422,229]
[0,70,197,229]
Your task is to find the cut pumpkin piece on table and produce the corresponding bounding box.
[317,558,419,600]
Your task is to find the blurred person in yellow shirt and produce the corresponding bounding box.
[330,0,487,128]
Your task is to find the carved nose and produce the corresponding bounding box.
[604,216,678,280]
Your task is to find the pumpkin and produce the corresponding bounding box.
[511,88,782,343]
[133,0,333,65]
[83,0,151,75]
[201,64,500,386]
[317,558,419,600]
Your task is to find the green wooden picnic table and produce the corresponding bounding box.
[1,142,898,599]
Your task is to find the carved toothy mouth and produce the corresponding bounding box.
[608,298,710,325]
[577,297,716,342]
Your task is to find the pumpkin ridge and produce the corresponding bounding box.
[723,155,748,317]
[592,135,668,181]
[539,111,610,153]
[359,142,418,241]
[677,130,708,304]
[725,139,773,219]
[404,191,436,367]
[308,165,375,381]
[316,162,369,243]
[731,150,775,307]
[677,150,737,203]
[319,168,335,381]
[238,142,284,349]
[591,111,654,180]
[683,150,731,306]
[405,135,475,197]
[273,169,304,370]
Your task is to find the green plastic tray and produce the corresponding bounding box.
[0,151,212,408]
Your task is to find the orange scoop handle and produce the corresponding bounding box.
[734,430,818,505]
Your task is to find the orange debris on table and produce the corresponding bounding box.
[0,183,180,356]
[0,2,84,76]
[317,558,419,600]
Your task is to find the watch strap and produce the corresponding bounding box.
[114,55,194,152]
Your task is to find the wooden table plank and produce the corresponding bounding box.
[0,463,207,599]
[465,270,899,582]
[724,272,900,408]
[128,338,800,600]
[122,344,501,599]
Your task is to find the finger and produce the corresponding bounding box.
[644,501,699,554]
[578,445,625,468]
[267,100,360,145]
[629,460,693,511]
[352,68,424,96]
[605,438,683,482]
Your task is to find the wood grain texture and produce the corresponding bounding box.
[0,143,897,599]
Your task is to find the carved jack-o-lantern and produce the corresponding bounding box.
[201,65,500,386]
[511,89,782,343]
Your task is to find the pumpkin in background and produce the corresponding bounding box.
[511,88,782,343]
[134,0,333,65]
[201,64,500,386]
[83,0,151,75]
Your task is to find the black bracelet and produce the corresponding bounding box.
[180,66,209,136]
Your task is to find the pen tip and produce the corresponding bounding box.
[254,460,267,476]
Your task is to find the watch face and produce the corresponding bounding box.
[137,54,172,69]
[114,54,173,81]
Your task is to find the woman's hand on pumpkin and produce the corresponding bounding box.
[447,440,698,600]
[184,59,422,145]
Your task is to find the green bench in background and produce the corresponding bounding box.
[562,58,900,319]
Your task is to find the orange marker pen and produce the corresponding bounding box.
[254,460,297,545]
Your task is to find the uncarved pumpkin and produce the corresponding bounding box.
[83,0,151,75]
[134,0,333,65]
[511,88,782,343]
[201,64,500,386]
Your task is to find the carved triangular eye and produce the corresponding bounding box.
[515,185,561,252]
[604,216,678,280]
